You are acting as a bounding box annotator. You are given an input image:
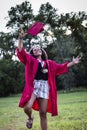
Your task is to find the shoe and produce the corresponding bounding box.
[26,116,34,129]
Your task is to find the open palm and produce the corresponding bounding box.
[73,56,81,64]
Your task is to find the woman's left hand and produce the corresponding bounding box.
[72,56,81,64]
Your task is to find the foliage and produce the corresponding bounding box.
[0,59,24,96]
[6,1,34,50]
[6,1,34,31]
[52,11,87,88]
[65,12,87,86]
[0,32,15,59]
[35,2,59,27]
[0,1,87,96]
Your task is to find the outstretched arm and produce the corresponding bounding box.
[16,28,28,64]
[67,56,81,68]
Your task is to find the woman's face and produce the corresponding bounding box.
[32,45,42,57]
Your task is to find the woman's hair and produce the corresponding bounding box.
[29,48,48,60]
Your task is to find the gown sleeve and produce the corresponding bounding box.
[16,48,28,65]
[50,60,69,76]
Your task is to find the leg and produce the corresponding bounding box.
[24,93,36,118]
[24,93,36,129]
[38,98,48,130]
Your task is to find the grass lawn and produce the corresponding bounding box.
[0,90,87,130]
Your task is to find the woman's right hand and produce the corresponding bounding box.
[18,28,27,52]
[19,28,27,39]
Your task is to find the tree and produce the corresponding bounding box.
[0,32,15,59]
[0,59,24,96]
[55,11,87,87]
[66,12,87,86]
[49,30,76,90]
[35,2,59,28]
[6,1,34,31]
[1,1,87,97]
[6,1,35,51]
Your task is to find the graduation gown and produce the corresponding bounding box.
[16,48,69,116]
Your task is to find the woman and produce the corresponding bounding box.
[16,29,81,130]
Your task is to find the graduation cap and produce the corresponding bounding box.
[27,22,45,36]
[19,22,53,39]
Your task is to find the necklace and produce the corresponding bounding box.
[37,59,48,73]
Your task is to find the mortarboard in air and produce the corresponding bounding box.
[27,22,45,36]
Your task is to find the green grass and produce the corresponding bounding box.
[0,91,87,130]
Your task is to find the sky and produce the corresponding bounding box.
[0,0,87,32]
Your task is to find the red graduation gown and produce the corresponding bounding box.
[16,48,69,116]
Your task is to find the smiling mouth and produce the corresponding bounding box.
[35,52,42,55]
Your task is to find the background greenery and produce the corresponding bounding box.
[0,91,87,130]
[0,1,87,96]
[0,1,87,130]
